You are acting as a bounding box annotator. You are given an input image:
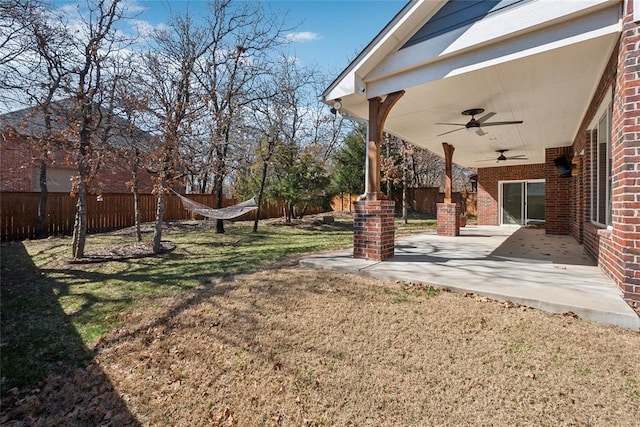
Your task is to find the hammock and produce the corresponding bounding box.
[172,190,258,220]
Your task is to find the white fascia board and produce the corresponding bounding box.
[322,0,442,103]
[323,74,356,103]
[366,0,619,83]
[366,4,621,98]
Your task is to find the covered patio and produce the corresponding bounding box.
[300,225,640,331]
[321,0,640,307]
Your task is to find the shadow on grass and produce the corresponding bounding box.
[0,241,139,425]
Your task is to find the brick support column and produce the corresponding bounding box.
[608,0,640,306]
[353,200,395,260]
[437,203,460,236]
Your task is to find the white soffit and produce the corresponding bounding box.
[329,0,622,168]
[379,32,619,168]
[366,2,621,97]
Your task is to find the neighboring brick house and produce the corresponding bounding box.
[323,0,639,306]
[1,102,155,194]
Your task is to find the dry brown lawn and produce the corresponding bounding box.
[2,265,639,426]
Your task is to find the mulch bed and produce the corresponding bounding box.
[64,241,176,264]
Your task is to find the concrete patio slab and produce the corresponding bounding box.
[300,225,640,331]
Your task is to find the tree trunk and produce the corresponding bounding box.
[153,185,165,253]
[402,142,408,224]
[299,203,308,219]
[215,181,225,234]
[71,179,88,258]
[71,142,90,259]
[132,157,142,242]
[36,160,48,238]
[213,155,225,233]
[199,174,208,194]
[214,140,227,234]
[287,204,293,223]
[386,138,392,200]
[253,161,269,233]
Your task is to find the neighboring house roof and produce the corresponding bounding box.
[0,99,152,150]
[323,0,622,167]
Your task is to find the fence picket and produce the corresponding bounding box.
[0,192,329,240]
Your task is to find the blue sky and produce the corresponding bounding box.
[134,0,406,75]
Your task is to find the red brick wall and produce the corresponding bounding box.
[0,134,154,194]
[545,146,573,235]
[569,1,640,306]
[353,200,395,261]
[571,40,618,257]
[476,164,545,225]
[1,135,36,191]
[608,0,640,305]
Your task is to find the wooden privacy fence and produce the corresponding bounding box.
[0,192,327,241]
[330,189,477,216]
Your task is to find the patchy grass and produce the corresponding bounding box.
[1,218,354,396]
[394,214,438,237]
[2,215,638,426]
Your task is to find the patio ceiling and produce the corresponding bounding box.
[324,0,622,168]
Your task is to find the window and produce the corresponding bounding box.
[590,100,612,227]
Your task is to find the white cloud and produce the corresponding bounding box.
[285,31,322,43]
[121,0,147,14]
[131,19,168,39]
[59,3,80,15]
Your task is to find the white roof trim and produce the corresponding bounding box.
[324,0,618,102]
[367,0,617,83]
[322,0,443,103]
[366,3,621,98]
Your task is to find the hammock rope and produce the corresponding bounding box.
[172,190,258,220]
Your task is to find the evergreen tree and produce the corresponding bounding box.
[330,123,367,196]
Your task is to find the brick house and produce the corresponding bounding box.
[322,0,639,306]
[1,102,154,194]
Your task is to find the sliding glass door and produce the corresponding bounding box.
[502,182,523,225]
[500,180,545,225]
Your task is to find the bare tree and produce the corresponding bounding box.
[193,0,288,233]
[0,1,73,237]
[381,134,403,200]
[0,0,38,69]
[30,17,72,237]
[409,148,445,188]
[62,0,130,258]
[141,11,211,253]
[111,58,149,242]
[251,127,280,232]
[402,140,411,223]
[250,55,335,223]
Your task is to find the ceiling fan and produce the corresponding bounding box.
[436,108,523,136]
[477,149,529,163]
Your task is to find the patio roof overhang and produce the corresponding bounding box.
[323,0,622,168]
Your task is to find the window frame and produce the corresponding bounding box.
[589,89,612,228]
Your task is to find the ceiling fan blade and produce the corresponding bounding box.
[435,122,466,126]
[475,158,497,162]
[475,128,486,136]
[506,155,528,160]
[480,120,523,127]
[436,127,464,136]
[477,112,496,124]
